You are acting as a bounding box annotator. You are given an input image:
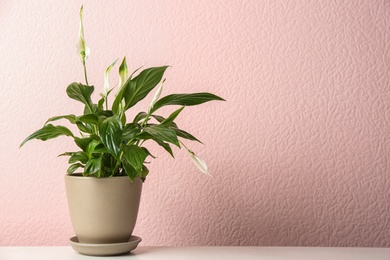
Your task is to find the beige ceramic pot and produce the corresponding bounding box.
[65,174,143,244]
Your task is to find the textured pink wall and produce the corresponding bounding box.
[1,0,389,247]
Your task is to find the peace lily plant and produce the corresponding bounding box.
[20,6,224,181]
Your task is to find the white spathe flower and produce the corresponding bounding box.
[104,59,118,95]
[118,57,129,91]
[77,5,90,62]
[187,150,211,177]
[147,82,164,114]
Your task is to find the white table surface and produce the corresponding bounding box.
[0,246,389,260]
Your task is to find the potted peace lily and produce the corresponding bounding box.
[20,6,224,256]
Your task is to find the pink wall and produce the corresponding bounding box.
[1,0,389,247]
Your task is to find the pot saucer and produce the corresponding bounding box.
[69,235,141,256]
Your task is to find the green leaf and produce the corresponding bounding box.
[69,152,89,164]
[154,140,174,157]
[135,132,174,157]
[123,66,168,111]
[161,107,184,127]
[97,109,114,118]
[98,88,115,109]
[122,123,141,140]
[151,92,225,113]
[75,122,92,134]
[20,124,74,147]
[112,87,126,115]
[141,165,149,179]
[86,140,101,158]
[112,65,146,115]
[133,112,179,128]
[100,153,117,177]
[74,136,98,151]
[98,96,105,109]
[84,157,102,177]
[120,110,126,126]
[142,147,155,159]
[151,114,167,123]
[45,114,76,125]
[172,127,202,143]
[143,124,180,147]
[77,114,98,125]
[66,82,95,114]
[122,144,149,173]
[67,163,84,174]
[133,112,147,123]
[99,116,122,158]
[58,152,74,157]
[122,160,138,181]
[93,144,109,154]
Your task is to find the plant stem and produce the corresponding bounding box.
[179,140,188,150]
[141,111,152,129]
[83,60,89,85]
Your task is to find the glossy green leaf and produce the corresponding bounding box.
[122,123,141,140]
[151,92,225,113]
[84,157,102,177]
[93,144,109,154]
[45,114,76,125]
[66,82,95,114]
[132,110,201,143]
[74,136,98,151]
[69,152,89,164]
[151,114,166,123]
[100,153,118,176]
[172,127,203,143]
[123,66,168,111]
[98,96,105,109]
[142,147,155,159]
[135,132,174,157]
[122,144,148,173]
[77,114,98,125]
[154,140,174,157]
[122,159,137,181]
[133,112,147,123]
[76,122,93,134]
[86,140,101,158]
[133,112,179,127]
[120,110,126,126]
[161,107,184,127]
[97,109,114,118]
[20,124,74,147]
[112,65,145,115]
[67,163,84,174]
[143,124,180,147]
[141,164,149,179]
[58,152,74,157]
[112,86,126,115]
[99,116,122,158]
